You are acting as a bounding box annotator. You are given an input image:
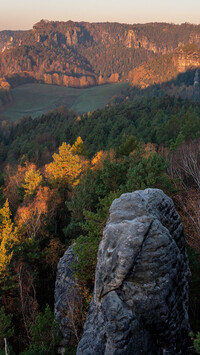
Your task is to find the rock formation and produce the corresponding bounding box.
[54,245,80,354]
[128,44,200,89]
[1,21,200,90]
[77,189,191,355]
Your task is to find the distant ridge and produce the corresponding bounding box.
[0,20,200,108]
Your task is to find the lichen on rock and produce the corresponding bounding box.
[77,189,191,355]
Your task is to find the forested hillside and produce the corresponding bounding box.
[1,21,200,90]
[0,96,200,163]
[0,95,200,353]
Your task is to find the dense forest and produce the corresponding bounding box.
[0,94,200,353]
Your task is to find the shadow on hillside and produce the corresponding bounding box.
[112,69,200,105]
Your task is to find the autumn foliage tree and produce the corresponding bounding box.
[16,186,60,240]
[4,163,43,211]
[0,199,18,284]
[22,166,43,198]
[45,142,83,189]
[71,136,88,156]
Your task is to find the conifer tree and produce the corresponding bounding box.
[0,306,14,353]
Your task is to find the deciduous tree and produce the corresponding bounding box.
[0,199,18,282]
[45,142,83,189]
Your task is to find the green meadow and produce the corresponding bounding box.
[1,82,129,121]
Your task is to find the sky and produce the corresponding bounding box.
[1,0,200,31]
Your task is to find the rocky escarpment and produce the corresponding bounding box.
[77,189,191,355]
[128,44,200,89]
[0,30,27,53]
[1,21,200,89]
[173,44,200,72]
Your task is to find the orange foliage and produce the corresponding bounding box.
[91,149,116,171]
[16,186,61,239]
[143,143,157,158]
[91,150,107,171]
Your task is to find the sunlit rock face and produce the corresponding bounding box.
[77,189,191,355]
[1,21,200,89]
[173,46,200,72]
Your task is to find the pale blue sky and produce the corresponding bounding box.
[1,0,200,30]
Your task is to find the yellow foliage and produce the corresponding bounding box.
[71,136,87,156]
[45,142,83,188]
[0,200,18,278]
[22,165,43,198]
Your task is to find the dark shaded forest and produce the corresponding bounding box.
[0,92,200,353]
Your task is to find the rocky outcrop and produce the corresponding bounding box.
[173,45,200,72]
[77,189,191,355]
[1,21,200,89]
[54,245,80,354]
[42,72,96,87]
[128,44,200,89]
[98,73,120,85]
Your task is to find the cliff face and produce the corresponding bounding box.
[173,44,200,72]
[54,245,80,353]
[0,30,27,53]
[77,189,191,355]
[1,21,200,89]
[128,44,200,89]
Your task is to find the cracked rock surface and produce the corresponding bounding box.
[54,245,79,353]
[77,189,191,355]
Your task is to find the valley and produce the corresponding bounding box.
[0,16,200,355]
[0,82,128,121]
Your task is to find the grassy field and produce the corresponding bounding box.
[0,82,129,121]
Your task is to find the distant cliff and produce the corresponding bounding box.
[1,21,200,89]
[128,44,200,89]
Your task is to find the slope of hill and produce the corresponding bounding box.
[0,82,128,121]
[1,21,200,90]
[128,44,200,88]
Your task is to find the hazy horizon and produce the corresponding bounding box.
[1,19,200,32]
[1,0,200,31]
